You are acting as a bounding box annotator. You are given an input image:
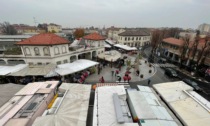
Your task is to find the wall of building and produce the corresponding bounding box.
[118,36,151,47]
[47,25,62,33]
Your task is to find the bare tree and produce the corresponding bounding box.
[189,30,200,69]
[179,35,190,68]
[0,22,17,35]
[196,37,210,66]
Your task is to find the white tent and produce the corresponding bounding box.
[0,64,28,76]
[105,39,115,45]
[9,64,56,76]
[55,59,99,76]
[70,39,79,47]
[105,43,111,48]
[33,83,91,126]
[97,50,121,62]
[114,44,137,51]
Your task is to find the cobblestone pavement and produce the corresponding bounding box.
[85,55,156,83]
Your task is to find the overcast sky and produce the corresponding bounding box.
[0,0,209,29]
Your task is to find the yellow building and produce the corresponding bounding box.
[47,23,62,33]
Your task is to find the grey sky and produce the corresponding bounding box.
[0,0,210,29]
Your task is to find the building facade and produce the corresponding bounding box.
[108,27,125,42]
[118,29,151,47]
[0,35,32,54]
[47,23,62,33]
[0,33,105,65]
[160,37,210,67]
[198,23,210,34]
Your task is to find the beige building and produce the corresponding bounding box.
[0,33,105,65]
[47,23,62,33]
[118,29,151,47]
[108,27,125,41]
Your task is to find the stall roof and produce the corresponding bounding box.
[127,86,178,126]
[33,83,91,126]
[153,81,210,126]
[55,59,99,76]
[0,84,24,107]
[105,39,115,45]
[105,43,111,48]
[9,64,56,76]
[0,64,28,76]
[114,44,137,51]
[97,50,121,62]
[93,86,138,126]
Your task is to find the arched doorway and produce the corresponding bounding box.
[70,55,77,63]
[0,59,6,65]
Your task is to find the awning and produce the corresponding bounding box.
[97,50,121,62]
[114,44,137,51]
[55,59,99,76]
[9,64,56,76]
[0,64,28,76]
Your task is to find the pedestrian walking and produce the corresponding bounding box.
[117,75,121,82]
[148,79,151,85]
[99,76,105,83]
[136,70,140,76]
[115,69,119,76]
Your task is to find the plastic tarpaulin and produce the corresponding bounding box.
[33,84,91,126]
[55,59,99,76]
[114,44,137,51]
[0,64,28,76]
[10,64,56,76]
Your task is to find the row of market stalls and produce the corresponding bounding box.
[0,59,99,84]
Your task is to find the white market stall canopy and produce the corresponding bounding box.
[33,83,91,126]
[70,39,79,47]
[55,59,99,76]
[0,64,28,76]
[105,39,115,45]
[114,44,137,51]
[9,64,56,76]
[97,50,121,62]
[105,43,111,48]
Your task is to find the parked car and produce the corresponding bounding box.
[183,79,202,91]
[164,68,178,77]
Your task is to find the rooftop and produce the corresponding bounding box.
[16,33,69,45]
[0,84,24,107]
[118,29,150,36]
[83,32,105,40]
[33,83,91,126]
[162,38,185,46]
[153,81,210,126]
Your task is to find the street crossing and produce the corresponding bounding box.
[150,63,177,68]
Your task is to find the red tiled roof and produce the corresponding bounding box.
[16,33,69,45]
[163,37,184,46]
[83,32,105,41]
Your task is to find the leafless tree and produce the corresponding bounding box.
[196,37,210,66]
[0,22,17,35]
[189,30,200,68]
[179,35,190,68]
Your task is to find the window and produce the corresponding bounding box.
[62,46,67,53]
[128,37,130,41]
[136,37,138,41]
[37,62,42,65]
[125,37,127,41]
[132,37,134,40]
[43,47,50,56]
[34,47,40,56]
[54,47,60,55]
[56,61,61,65]
[63,59,68,63]
[24,47,31,56]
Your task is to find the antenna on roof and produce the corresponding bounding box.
[33,17,38,27]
